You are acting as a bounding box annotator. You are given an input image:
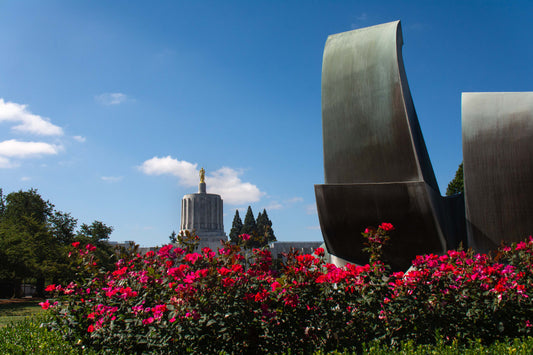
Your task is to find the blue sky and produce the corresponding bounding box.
[1,1,532,247]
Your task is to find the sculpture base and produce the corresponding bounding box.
[315,182,465,270]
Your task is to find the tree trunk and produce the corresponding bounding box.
[35,276,45,298]
[11,279,22,298]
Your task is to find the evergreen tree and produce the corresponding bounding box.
[446,162,464,196]
[256,210,266,239]
[0,188,5,220]
[169,230,177,243]
[229,210,243,244]
[241,206,257,237]
[258,209,276,243]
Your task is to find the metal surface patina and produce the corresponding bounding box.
[462,92,533,253]
[315,21,466,269]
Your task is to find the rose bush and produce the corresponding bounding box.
[43,226,533,353]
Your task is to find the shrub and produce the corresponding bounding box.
[0,314,101,354]
[42,226,533,353]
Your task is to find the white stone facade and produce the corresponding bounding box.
[180,182,227,250]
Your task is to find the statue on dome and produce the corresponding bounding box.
[199,168,205,183]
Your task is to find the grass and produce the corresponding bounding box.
[0,314,99,354]
[359,337,533,354]
[0,312,532,354]
[0,299,44,327]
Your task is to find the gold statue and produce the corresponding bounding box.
[199,168,205,183]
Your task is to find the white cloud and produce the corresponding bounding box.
[262,201,283,211]
[286,197,304,204]
[0,139,61,169]
[0,156,17,168]
[356,13,368,21]
[20,176,31,181]
[138,156,264,205]
[0,98,63,136]
[253,197,302,212]
[306,204,317,215]
[139,156,198,186]
[95,93,128,105]
[0,139,61,158]
[208,167,264,205]
[101,176,123,183]
[306,225,321,230]
[351,12,371,30]
[73,135,86,143]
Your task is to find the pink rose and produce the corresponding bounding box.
[379,223,394,231]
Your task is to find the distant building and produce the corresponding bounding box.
[268,241,323,259]
[177,169,325,258]
[107,240,157,255]
[179,168,227,250]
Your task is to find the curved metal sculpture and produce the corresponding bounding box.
[462,92,533,252]
[315,21,465,269]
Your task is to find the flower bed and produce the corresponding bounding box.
[43,226,533,353]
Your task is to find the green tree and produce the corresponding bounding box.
[49,211,78,245]
[75,221,115,270]
[0,220,36,295]
[0,189,61,297]
[257,209,276,244]
[446,162,464,196]
[241,206,257,237]
[0,188,116,297]
[0,188,5,219]
[229,210,243,244]
[78,220,113,242]
[169,230,177,244]
[2,189,53,224]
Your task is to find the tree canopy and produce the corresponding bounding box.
[229,206,276,248]
[229,210,243,244]
[446,162,464,196]
[257,209,276,244]
[241,206,257,236]
[0,188,114,297]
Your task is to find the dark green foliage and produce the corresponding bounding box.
[75,220,115,270]
[0,188,115,296]
[169,230,177,243]
[241,206,257,236]
[231,207,276,247]
[43,227,533,353]
[446,162,464,196]
[229,209,243,243]
[2,313,533,354]
[49,211,78,245]
[3,189,53,224]
[0,189,61,296]
[257,209,276,244]
[78,220,113,242]
[0,188,5,219]
[241,206,268,248]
